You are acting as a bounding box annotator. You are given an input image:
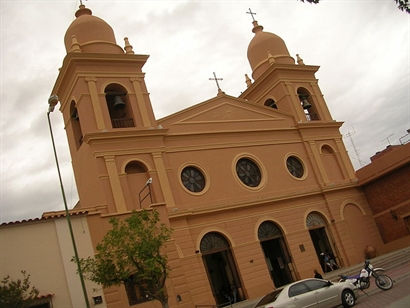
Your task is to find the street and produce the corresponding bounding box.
[355,275,410,308]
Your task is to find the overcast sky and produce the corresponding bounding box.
[0,0,409,224]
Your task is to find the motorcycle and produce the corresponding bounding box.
[339,260,393,291]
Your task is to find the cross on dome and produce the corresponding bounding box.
[246,8,257,22]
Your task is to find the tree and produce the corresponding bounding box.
[0,271,39,308]
[77,209,172,308]
[299,0,410,14]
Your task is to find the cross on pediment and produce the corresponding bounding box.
[209,72,223,93]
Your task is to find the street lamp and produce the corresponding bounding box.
[47,95,90,308]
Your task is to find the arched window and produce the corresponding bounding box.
[297,88,320,121]
[321,145,333,154]
[306,212,327,228]
[125,161,147,174]
[105,84,135,128]
[264,98,278,109]
[70,101,83,149]
[258,221,282,240]
[200,232,230,254]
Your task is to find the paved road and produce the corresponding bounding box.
[232,260,410,308]
[355,275,410,308]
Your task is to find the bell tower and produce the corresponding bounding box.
[241,20,335,123]
[50,5,173,213]
[240,19,356,184]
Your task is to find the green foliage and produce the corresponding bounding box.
[0,271,39,308]
[298,0,320,3]
[76,209,172,306]
[395,0,410,13]
[299,0,410,13]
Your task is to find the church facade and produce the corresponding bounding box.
[49,5,383,307]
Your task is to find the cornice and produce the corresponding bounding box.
[83,127,168,144]
[51,52,149,96]
[240,64,320,98]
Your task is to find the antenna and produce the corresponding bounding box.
[344,128,365,167]
[381,134,394,146]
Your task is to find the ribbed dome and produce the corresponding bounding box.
[64,5,123,54]
[247,21,294,80]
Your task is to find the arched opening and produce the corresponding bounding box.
[306,212,339,272]
[258,221,294,287]
[105,84,135,128]
[200,232,244,306]
[125,161,150,209]
[70,101,83,149]
[343,204,370,264]
[264,98,278,109]
[297,88,320,121]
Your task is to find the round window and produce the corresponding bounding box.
[236,158,261,187]
[286,156,304,178]
[181,166,205,193]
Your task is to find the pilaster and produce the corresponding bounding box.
[86,77,106,130]
[152,152,176,207]
[131,77,152,128]
[104,156,127,213]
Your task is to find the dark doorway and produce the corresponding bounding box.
[201,232,244,306]
[308,226,338,272]
[258,221,294,287]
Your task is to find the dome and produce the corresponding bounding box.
[64,5,124,54]
[247,21,294,80]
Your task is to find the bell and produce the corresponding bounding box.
[302,99,312,109]
[113,95,126,109]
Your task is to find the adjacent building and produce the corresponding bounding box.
[0,211,106,308]
[356,142,410,252]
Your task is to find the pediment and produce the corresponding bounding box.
[177,102,283,123]
[159,94,295,133]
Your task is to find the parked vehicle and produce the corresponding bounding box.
[254,278,357,308]
[339,259,393,291]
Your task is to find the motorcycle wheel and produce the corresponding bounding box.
[375,274,393,290]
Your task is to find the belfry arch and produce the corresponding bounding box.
[69,100,83,149]
[306,212,339,272]
[297,87,320,121]
[258,221,295,287]
[104,83,135,128]
[200,232,244,306]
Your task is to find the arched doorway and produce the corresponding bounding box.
[307,212,339,272]
[200,232,244,306]
[258,221,294,287]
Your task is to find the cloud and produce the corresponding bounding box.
[1,0,409,223]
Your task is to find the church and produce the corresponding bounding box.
[48,4,383,307]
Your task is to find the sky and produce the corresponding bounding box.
[0,0,409,224]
